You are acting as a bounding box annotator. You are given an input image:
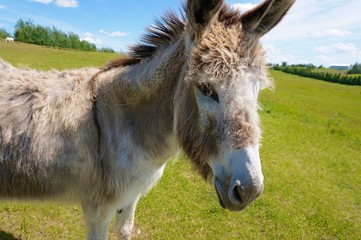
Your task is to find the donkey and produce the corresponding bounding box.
[0,0,295,239]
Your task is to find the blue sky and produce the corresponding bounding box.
[0,0,360,66]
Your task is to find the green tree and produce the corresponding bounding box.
[348,63,361,74]
[13,18,98,52]
[0,28,11,39]
[98,47,116,53]
[68,32,80,49]
[14,19,35,43]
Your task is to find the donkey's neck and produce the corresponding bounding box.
[95,39,186,165]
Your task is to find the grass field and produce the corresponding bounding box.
[313,67,361,77]
[0,41,120,70]
[0,42,361,239]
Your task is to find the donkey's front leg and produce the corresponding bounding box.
[82,201,114,240]
[114,196,140,240]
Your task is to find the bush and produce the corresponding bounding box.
[98,47,116,53]
[273,65,361,86]
[348,63,361,74]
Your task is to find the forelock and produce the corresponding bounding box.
[186,10,271,89]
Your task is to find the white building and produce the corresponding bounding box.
[329,64,351,70]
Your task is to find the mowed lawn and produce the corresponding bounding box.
[0,42,360,239]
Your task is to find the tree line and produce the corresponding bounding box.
[272,64,361,86]
[14,19,98,51]
[1,19,115,53]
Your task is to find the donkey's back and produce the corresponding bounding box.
[0,59,100,199]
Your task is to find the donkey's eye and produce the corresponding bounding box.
[197,82,219,102]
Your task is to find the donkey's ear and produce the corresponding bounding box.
[187,0,224,40]
[241,0,295,37]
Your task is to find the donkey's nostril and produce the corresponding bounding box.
[230,180,244,204]
[232,186,243,203]
[230,178,264,207]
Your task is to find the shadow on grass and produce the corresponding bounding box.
[0,230,19,240]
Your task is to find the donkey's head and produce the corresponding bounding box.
[174,0,295,211]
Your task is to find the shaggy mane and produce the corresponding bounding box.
[106,4,243,70]
[104,9,185,70]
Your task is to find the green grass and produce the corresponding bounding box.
[0,43,361,239]
[0,41,120,70]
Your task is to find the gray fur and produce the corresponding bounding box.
[0,0,295,239]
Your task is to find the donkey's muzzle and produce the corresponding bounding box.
[211,146,264,211]
[214,177,264,211]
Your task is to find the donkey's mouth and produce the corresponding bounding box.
[214,181,226,209]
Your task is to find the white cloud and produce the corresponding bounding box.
[83,32,93,38]
[100,29,127,38]
[0,4,6,9]
[108,31,127,38]
[314,43,358,54]
[30,0,79,8]
[256,0,360,65]
[30,0,53,4]
[311,29,352,38]
[262,43,307,64]
[81,37,102,45]
[314,53,356,67]
[55,0,78,8]
[315,55,329,62]
[81,32,102,45]
[82,37,101,45]
[231,3,256,13]
[269,52,306,65]
[262,0,360,42]
[264,44,278,55]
